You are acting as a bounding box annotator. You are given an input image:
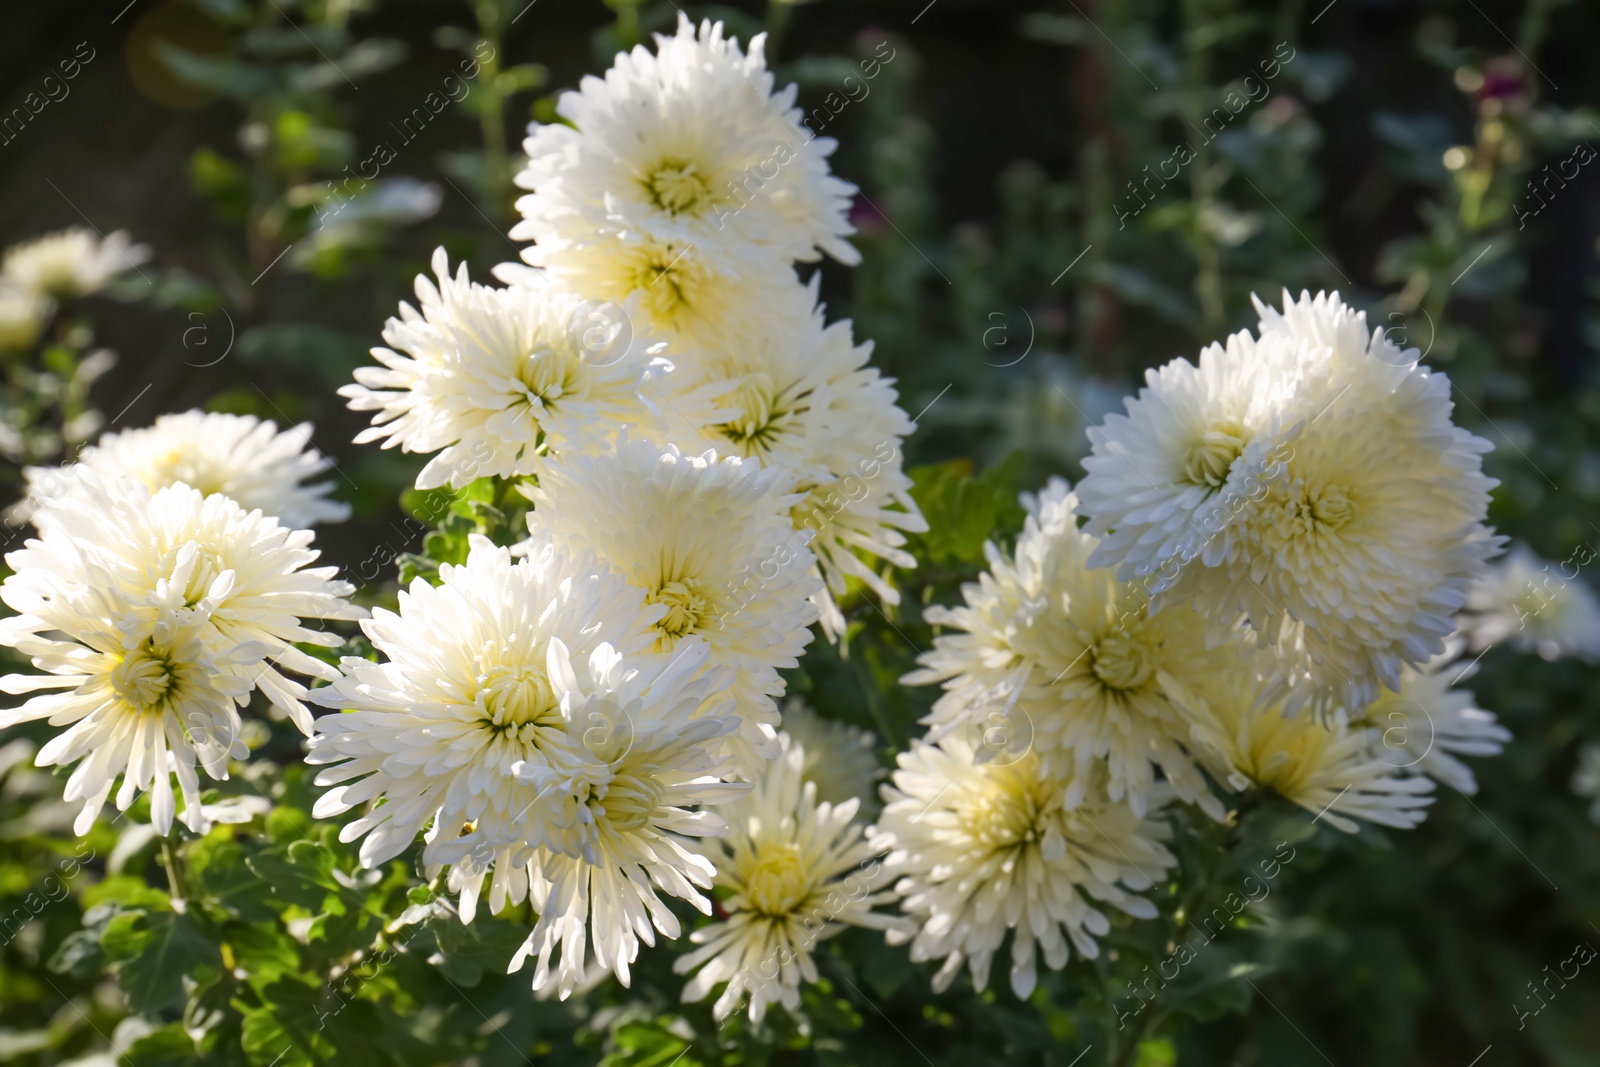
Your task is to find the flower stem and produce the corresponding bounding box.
[160,838,188,912]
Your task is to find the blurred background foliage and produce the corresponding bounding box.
[1,0,1599,1065]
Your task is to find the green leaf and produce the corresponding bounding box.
[422,910,529,988]
[123,1024,203,1067]
[48,927,106,978]
[101,909,224,1013]
[191,147,250,219]
[225,922,303,988]
[238,1004,316,1067]
[81,875,171,911]
[600,1019,700,1067]
[245,841,350,913]
[1134,1037,1178,1067]
[906,454,1026,565]
[189,834,277,922]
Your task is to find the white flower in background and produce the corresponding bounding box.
[905,478,1221,819]
[513,14,858,270]
[1572,744,1600,824]
[779,698,881,810]
[0,282,53,351]
[676,283,926,637]
[0,606,252,836]
[1076,324,1299,586]
[4,477,358,736]
[1458,542,1600,662]
[307,537,663,872]
[524,438,821,774]
[1162,661,1435,833]
[1356,647,1509,795]
[2,227,150,297]
[342,248,705,490]
[675,734,900,1023]
[506,639,747,998]
[873,732,1176,999]
[21,411,349,530]
[1166,291,1501,715]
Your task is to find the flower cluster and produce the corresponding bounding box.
[7,17,1575,1031]
[314,16,914,1015]
[506,14,926,635]
[887,292,1522,996]
[0,414,355,835]
[1078,290,1501,715]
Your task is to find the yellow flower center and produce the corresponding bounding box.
[960,769,1048,851]
[643,158,713,216]
[476,649,557,741]
[1181,418,1246,489]
[170,546,227,608]
[650,578,711,642]
[592,772,667,834]
[714,372,808,458]
[147,447,224,497]
[111,643,177,713]
[1264,480,1358,545]
[744,841,812,916]
[1309,483,1354,530]
[517,344,577,410]
[1234,711,1332,800]
[628,243,703,324]
[1091,629,1157,692]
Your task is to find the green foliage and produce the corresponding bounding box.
[907,453,1028,566]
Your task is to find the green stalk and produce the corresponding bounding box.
[765,0,793,62]
[1180,0,1225,337]
[475,0,511,221]
[161,838,189,910]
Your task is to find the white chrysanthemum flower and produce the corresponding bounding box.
[2,227,150,297]
[674,733,900,1023]
[873,732,1176,999]
[675,282,926,637]
[307,536,665,871]
[524,438,821,773]
[905,478,1221,819]
[513,14,858,270]
[21,411,349,530]
[1161,661,1435,833]
[1076,325,1299,586]
[0,281,52,351]
[503,640,747,998]
[0,606,253,836]
[1457,543,1600,662]
[1572,744,1600,824]
[342,248,709,489]
[779,699,881,810]
[3,477,358,736]
[1165,291,1501,715]
[1355,647,1509,795]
